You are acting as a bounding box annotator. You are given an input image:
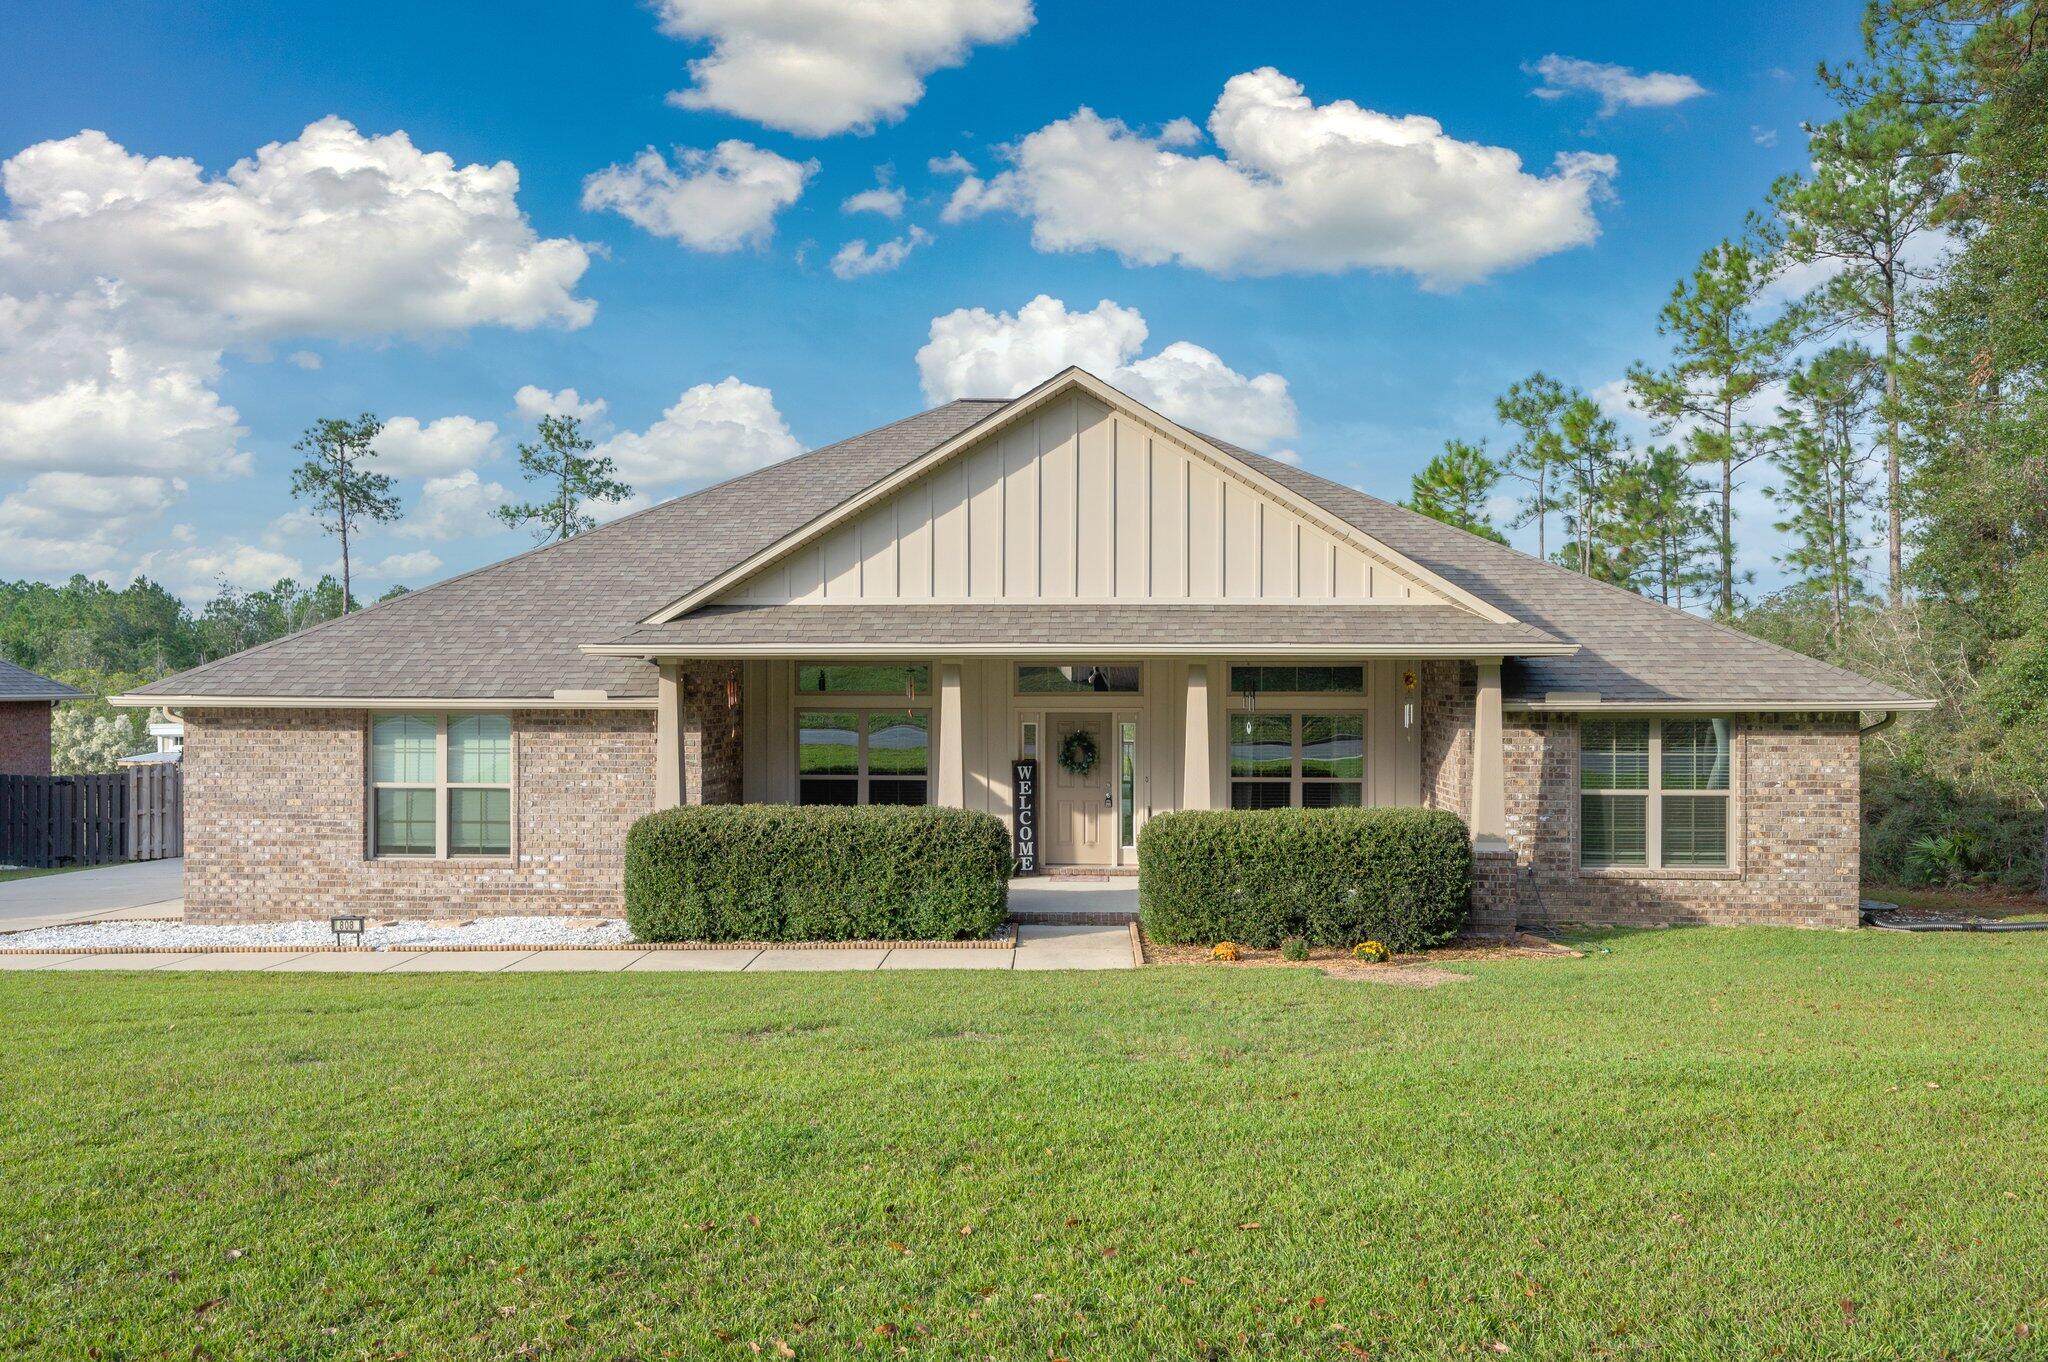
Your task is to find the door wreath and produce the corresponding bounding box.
[1057,727,1099,776]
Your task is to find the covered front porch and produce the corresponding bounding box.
[634,644,1525,869]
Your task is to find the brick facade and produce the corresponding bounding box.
[0,701,54,776]
[1422,663,1862,929]
[182,707,661,923]
[681,661,744,804]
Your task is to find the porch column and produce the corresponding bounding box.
[936,660,965,807]
[1182,662,1213,809]
[654,661,682,807]
[1471,659,1507,848]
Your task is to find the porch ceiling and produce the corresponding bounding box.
[585,603,1575,659]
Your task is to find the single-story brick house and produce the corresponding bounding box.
[118,370,1928,929]
[0,660,83,776]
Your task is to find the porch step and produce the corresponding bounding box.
[1043,866,1138,880]
[1008,909,1140,926]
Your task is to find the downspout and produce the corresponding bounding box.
[1859,711,1897,738]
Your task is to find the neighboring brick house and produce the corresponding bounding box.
[118,369,1927,926]
[0,660,84,777]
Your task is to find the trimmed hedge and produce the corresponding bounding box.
[624,804,1012,943]
[1137,807,1471,951]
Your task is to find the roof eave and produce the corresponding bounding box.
[1507,697,1938,713]
[110,693,659,711]
[582,641,1579,659]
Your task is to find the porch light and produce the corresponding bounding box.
[726,673,741,708]
[330,914,366,947]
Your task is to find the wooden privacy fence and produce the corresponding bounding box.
[0,765,182,869]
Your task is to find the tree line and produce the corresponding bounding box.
[1,412,632,772]
[1405,0,2047,892]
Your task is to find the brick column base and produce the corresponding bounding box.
[1469,847,1522,936]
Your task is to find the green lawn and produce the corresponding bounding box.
[0,863,92,884]
[4,929,2045,1359]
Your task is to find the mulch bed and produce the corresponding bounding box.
[1138,930,1579,986]
[1865,884,2048,924]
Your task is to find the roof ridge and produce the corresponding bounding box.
[147,398,994,693]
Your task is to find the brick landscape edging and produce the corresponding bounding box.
[0,926,1019,955]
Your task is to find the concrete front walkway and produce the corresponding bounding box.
[0,924,1135,973]
[0,858,184,932]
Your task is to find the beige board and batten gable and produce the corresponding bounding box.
[713,389,1461,609]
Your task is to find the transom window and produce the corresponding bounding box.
[798,708,930,806]
[797,663,928,696]
[1580,718,1732,869]
[1229,665,1365,695]
[1229,712,1364,809]
[1016,663,1141,694]
[370,714,513,858]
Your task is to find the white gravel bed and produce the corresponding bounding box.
[0,915,637,952]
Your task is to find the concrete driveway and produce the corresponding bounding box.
[0,859,183,933]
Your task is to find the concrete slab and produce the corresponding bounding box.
[879,948,1014,970]
[157,952,308,971]
[382,951,532,973]
[0,859,184,929]
[0,953,85,969]
[37,952,188,970]
[1007,879,1139,922]
[625,949,762,971]
[500,950,645,972]
[746,948,887,972]
[267,952,420,973]
[1012,923,1133,971]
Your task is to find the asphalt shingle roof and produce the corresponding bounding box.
[600,604,1566,653]
[0,659,84,702]
[128,387,1923,711]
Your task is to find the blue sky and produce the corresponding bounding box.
[0,0,1867,602]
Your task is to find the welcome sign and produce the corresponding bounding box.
[1012,758,1039,875]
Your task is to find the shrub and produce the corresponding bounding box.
[624,805,1011,943]
[1352,940,1391,963]
[1138,807,1471,951]
[1279,936,1309,962]
[1210,941,1240,962]
[1864,764,2042,890]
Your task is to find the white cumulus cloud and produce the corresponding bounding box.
[0,117,594,572]
[513,384,609,424]
[358,549,442,581]
[943,67,1616,289]
[582,141,815,251]
[842,185,906,218]
[372,415,500,477]
[651,0,1035,137]
[593,377,804,487]
[0,471,185,574]
[831,226,931,278]
[916,294,1298,451]
[134,540,305,599]
[400,469,512,541]
[1528,55,1708,116]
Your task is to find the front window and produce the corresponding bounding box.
[1118,720,1137,846]
[1229,712,1364,809]
[1229,665,1365,695]
[1580,717,1731,869]
[798,708,929,806]
[1016,663,1141,694]
[797,663,928,697]
[370,713,513,858]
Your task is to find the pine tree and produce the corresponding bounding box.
[289,414,398,615]
[1766,14,1958,606]
[1494,373,1570,560]
[1626,239,1785,617]
[1616,444,1717,608]
[1552,394,1630,580]
[494,414,633,542]
[1766,344,1881,641]
[1406,439,1506,542]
